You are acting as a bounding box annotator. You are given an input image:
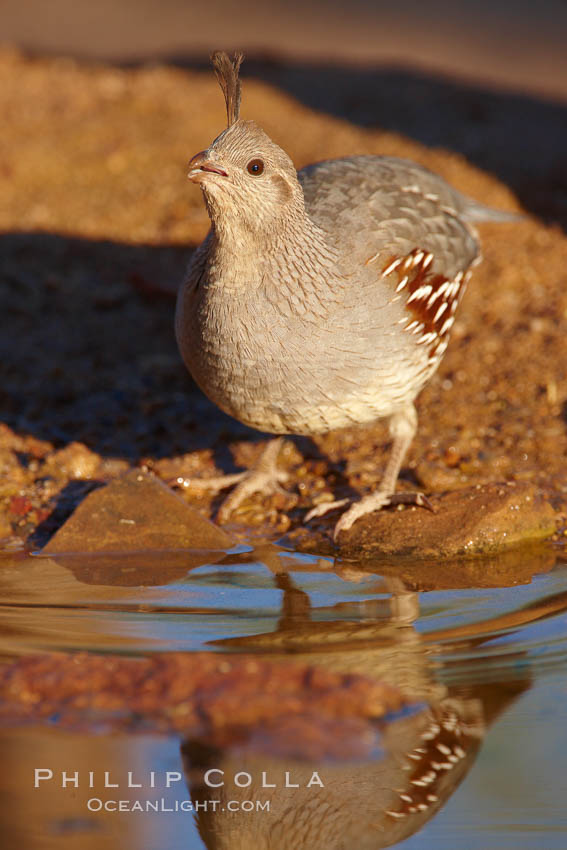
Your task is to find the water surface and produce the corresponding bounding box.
[0,543,565,848]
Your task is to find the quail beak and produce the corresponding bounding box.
[188,150,228,183]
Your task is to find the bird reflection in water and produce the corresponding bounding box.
[179,545,538,849]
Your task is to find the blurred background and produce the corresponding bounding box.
[2,0,567,100]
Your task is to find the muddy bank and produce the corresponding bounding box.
[0,49,566,554]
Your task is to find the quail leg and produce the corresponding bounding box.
[334,403,434,539]
[305,403,432,540]
[175,438,289,523]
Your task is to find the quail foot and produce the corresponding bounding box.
[175,52,517,541]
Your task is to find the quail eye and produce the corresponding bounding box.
[247,158,264,176]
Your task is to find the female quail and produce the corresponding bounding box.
[175,52,515,539]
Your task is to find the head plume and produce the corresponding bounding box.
[211,51,244,127]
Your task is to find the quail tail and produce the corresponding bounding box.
[460,199,523,224]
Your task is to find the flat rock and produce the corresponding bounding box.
[337,482,557,559]
[43,469,232,554]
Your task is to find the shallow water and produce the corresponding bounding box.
[0,543,566,849]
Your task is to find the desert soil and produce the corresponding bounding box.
[0,48,566,554]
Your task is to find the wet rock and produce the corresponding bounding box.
[50,550,228,586]
[361,545,557,589]
[43,469,233,553]
[0,651,412,759]
[323,545,557,592]
[337,482,557,559]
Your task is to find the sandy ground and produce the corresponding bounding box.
[0,48,566,549]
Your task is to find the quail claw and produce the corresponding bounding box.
[333,490,434,542]
[304,498,350,523]
[216,468,286,523]
[333,491,393,541]
[171,471,248,493]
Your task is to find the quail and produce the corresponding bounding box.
[175,52,516,540]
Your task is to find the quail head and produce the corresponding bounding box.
[175,52,516,540]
